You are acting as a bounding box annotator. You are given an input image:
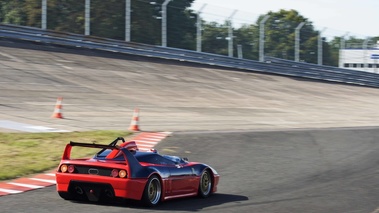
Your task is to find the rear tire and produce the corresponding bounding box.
[142,175,162,207]
[198,169,212,198]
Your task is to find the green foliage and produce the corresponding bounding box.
[167,0,196,49]
[0,1,377,66]
[91,0,125,39]
[132,0,162,45]
[202,21,229,56]
[264,10,317,62]
[0,0,27,25]
[234,24,259,60]
[24,0,41,27]
[47,0,85,34]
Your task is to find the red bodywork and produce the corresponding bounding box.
[56,139,219,203]
[56,160,147,201]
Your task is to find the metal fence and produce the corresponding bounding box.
[1,23,379,88]
[1,0,376,64]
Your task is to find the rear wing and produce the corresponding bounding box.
[61,137,150,178]
[62,137,127,160]
[69,141,121,150]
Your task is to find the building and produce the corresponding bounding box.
[339,42,379,73]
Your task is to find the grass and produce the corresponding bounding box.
[0,130,133,181]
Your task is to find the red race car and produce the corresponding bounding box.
[56,137,220,206]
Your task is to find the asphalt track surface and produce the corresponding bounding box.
[2,39,379,132]
[2,38,379,212]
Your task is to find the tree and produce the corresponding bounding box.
[91,0,125,40]
[0,0,27,25]
[23,0,41,28]
[261,9,319,63]
[131,0,160,45]
[166,0,196,49]
[46,0,84,34]
[323,37,340,67]
[234,24,259,60]
[2,2,376,67]
[202,21,229,56]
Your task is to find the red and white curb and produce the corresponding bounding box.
[132,131,172,151]
[0,131,172,197]
[0,173,56,196]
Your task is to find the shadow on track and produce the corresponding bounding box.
[152,193,248,211]
[69,193,248,211]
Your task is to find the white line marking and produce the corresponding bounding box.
[161,132,173,135]
[134,140,159,144]
[0,188,22,194]
[136,144,154,148]
[135,138,161,142]
[45,173,56,177]
[0,120,70,133]
[26,126,70,132]
[29,178,56,184]
[145,135,167,139]
[7,182,44,189]
[139,143,158,146]
[136,142,155,145]
[150,132,171,136]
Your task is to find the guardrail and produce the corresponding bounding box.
[1,24,379,88]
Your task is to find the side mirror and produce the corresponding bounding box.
[182,157,188,162]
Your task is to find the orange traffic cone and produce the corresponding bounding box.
[129,108,140,131]
[51,97,64,119]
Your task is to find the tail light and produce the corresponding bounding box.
[111,169,128,178]
[111,169,119,177]
[68,165,75,173]
[60,164,68,173]
[59,164,76,173]
[119,170,127,178]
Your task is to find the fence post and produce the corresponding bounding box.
[259,15,269,62]
[85,0,90,36]
[196,4,207,52]
[295,22,305,62]
[41,0,47,30]
[161,0,171,47]
[125,0,131,41]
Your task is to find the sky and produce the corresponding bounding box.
[191,0,379,40]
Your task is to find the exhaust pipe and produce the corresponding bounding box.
[104,189,114,198]
[75,186,84,195]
